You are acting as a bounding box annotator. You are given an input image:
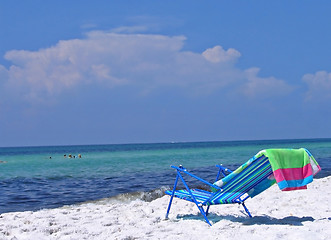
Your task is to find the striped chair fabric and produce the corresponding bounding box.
[166,155,273,205]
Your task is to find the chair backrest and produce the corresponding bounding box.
[210,154,275,204]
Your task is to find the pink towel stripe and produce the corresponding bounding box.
[282,186,307,191]
[273,163,313,182]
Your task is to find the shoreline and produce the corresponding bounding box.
[0,176,330,240]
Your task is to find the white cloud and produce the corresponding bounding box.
[202,45,241,63]
[302,71,331,100]
[1,31,292,102]
[240,68,294,98]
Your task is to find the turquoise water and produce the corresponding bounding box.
[0,139,330,213]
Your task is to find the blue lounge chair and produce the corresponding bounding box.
[165,153,276,226]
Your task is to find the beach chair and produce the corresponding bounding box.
[165,148,320,226]
[165,153,275,226]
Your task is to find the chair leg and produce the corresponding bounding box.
[197,205,212,226]
[165,174,179,219]
[206,205,211,216]
[241,202,252,218]
[165,169,213,225]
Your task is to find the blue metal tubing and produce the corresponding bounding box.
[166,164,257,225]
[206,205,211,215]
[241,202,252,218]
[170,166,222,191]
[166,167,214,226]
[215,164,233,181]
[241,195,250,202]
[167,164,230,222]
[166,164,236,226]
[215,164,233,172]
[176,171,212,226]
[233,195,252,218]
[165,173,179,219]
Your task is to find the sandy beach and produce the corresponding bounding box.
[0,176,330,240]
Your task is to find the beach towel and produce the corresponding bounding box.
[256,148,321,191]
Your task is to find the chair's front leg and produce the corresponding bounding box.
[241,202,252,218]
[165,173,180,219]
[206,205,211,216]
[197,204,212,226]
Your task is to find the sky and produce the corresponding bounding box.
[1,1,331,147]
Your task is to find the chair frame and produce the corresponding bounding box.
[165,164,253,226]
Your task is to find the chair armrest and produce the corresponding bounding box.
[214,164,233,182]
[170,165,222,191]
[215,164,233,173]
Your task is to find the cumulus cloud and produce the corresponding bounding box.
[241,68,294,98]
[302,71,331,100]
[3,32,186,99]
[202,45,241,63]
[1,31,292,102]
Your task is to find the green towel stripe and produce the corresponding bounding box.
[263,148,310,170]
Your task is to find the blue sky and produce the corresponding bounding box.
[1,1,331,147]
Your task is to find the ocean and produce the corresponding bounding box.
[0,139,330,214]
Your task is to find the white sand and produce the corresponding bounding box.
[0,177,330,240]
